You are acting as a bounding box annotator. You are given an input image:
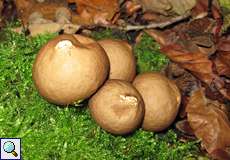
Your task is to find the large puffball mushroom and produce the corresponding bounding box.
[89,79,145,135]
[32,34,110,105]
[98,39,136,82]
[133,72,181,132]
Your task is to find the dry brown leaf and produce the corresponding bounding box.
[142,12,174,24]
[191,0,221,19]
[214,36,230,77]
[145,16,230,101]
[0,0,3,27]
[15,0,66,25]
[125,1,141,16]
[136,0,196,16]
[191,0,222,37]
[161,44,216,84]
[145,17,216,46]
[69,0,119,25]
[165,63,199,95]
[165,62,200,117]
[214,52,230,77]
[136,0,170,15]
[175,119,194,136]
[186,89,230,159]
[169,0,197,15]
[0,1,3,16]
[160,44,230,100]
[218,36,230,52]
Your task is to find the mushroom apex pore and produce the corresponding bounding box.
[119,95,138,106]
[55,40,73,50]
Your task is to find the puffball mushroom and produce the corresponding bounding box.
[89,79,145,135]
[98,39,136,82]
[32,34,110,105]
[133,72,181,132]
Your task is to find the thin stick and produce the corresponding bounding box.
[97,12,191,31]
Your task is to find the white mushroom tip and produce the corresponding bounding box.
[120,95,138,106]
[55,40,73,50]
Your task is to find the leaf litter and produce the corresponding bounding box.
[1,0,230,159]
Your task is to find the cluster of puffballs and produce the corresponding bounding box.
[32,34,181,135]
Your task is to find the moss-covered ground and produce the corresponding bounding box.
[0,27,205,159]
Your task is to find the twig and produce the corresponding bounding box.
[98,12,191,31]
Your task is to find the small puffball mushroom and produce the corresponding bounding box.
[89,79,145,135]
[98,39,136,82]
[33,34,110,105]
[133,72,181,132]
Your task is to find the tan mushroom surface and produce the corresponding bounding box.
[133,72,181,132]
[89,79,144,135]
[98,39,136,82]
[32,34,110,105]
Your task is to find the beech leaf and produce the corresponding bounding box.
[186,89,230,159]
[136,0,196,15]
[68,0,119,25]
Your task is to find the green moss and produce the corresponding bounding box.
[0,28,202,160]
[219,0,230,33]
[91,28,129,40]
[219,0,230,8]
[92,29,169,73]
[134,33,169,73]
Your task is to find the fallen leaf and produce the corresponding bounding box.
[1,0,17,26]
[145,17,216,47]
[166,62,186,78]
[165,62,200,118]
[15,0,66,25]
[175,119,194,136]
[214,52,230,77]
[0,1,3,16]
[186,88,230,160]
[217,35,230,52]
[136,0,171,15]
[192,0,221,19]
[142,12,171,23]
[145,16,230,101]
[161,44,216,85]
[161,44,230,100]
[125,1,141,16]
[214,36,230,77]
[169,0,197,15]
[165,63,199,95]
[69,0,119,25]
[0,0,3,28]
[136,0,196,15]
[191,0,222,37]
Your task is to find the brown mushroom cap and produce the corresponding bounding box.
[98,39,136,82]
[89,79,145,135]
[133,72,181,132]
[32,34,110,105]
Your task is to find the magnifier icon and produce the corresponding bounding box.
[3,141,18,157]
